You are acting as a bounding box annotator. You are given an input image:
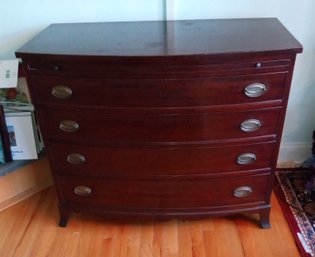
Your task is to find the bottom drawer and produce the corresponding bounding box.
[56,173,270,209]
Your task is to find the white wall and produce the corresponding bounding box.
[0,0,164,60]
[1,0,315,163]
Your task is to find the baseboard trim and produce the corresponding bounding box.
[278,142,312,166]
[0,157,53,212]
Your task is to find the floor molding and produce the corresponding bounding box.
[0,157,52,211]
[278,142,312,166]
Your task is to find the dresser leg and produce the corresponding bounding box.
[59,217,69,227]
[58,204,71,227]
[259,207,271,229]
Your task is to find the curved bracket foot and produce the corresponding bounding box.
[259,207,271,229]
[59,217,69,227]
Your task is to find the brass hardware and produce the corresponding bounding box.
[244,83,267,97]
[233,186,253,197]
[74,186,92,196]
[67,153,86,165]
[59,120,79,133]
[53,65,60,71]
[52,85,72,99]
[240,119,261,132]
[236,153,256,165]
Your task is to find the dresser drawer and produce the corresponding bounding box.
[40,107,281,143]
[30,72,286,107]
[49,141,276,177]
[57,173,270,209]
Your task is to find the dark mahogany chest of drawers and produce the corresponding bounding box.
[16,18,302,228]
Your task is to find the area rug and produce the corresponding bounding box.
[275,168,315,257]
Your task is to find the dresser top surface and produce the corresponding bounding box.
[16,18,302,59]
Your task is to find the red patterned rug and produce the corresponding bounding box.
[275,168,315,257]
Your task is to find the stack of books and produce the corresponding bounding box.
[0,77,43,163]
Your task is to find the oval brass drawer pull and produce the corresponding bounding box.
[53,65,61,71]
[244,83,267,97]
[74,186,92,197]
[240,119,261,132]
[67,153,86,165]
[59,120,79,133]
[236,153,256,165]
[233,186,253,197]
[52,85,72,99]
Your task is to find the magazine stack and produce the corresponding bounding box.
[0,77,43,162]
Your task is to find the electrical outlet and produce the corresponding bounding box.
[0,59,19,88]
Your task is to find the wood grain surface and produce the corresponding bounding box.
[0,187,300,257]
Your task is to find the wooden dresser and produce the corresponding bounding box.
[16,18,302,228]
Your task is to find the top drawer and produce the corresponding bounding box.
[30,72,287,108]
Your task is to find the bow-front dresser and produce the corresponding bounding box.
[16,18,302,228]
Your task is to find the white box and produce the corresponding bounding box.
[5,111,38,160]
[0,59,19,88]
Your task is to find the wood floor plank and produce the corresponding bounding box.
[161,220,179,257]
[178,220,193,257]
[139,223,154,257]
[0,192,42,257]
[153,222,163,257]
[77,217,103,257]
[56,214,83,257]
[203,218,245,257]
[0,186,301,257]
[117,224,141,257]
[101,222,121,257]
[236,194,301,257]
[30,191,62,257]
[12,189,55,257]
[190,219,207,257]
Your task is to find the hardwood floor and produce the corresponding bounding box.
[0,186,300,257]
